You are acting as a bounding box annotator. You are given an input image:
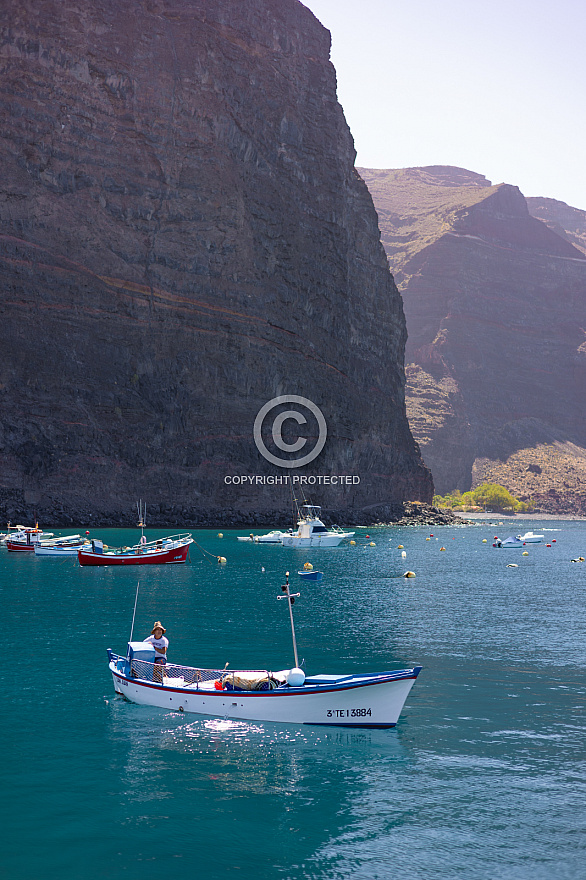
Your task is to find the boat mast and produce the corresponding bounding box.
[128,581,140,656]
[137,500,146,540]
[289,482,302,524]
[277,572,301,668]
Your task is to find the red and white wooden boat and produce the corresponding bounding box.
[78,533,193,566]
[5,525,54,552]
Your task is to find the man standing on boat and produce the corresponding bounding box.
[145,621,168,681]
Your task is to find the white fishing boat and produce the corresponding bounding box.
[515,531,544,543]
[280,505,354,548]
[35,540,89,557]
[107,574,421,728]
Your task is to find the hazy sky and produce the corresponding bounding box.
[302,0,586,209]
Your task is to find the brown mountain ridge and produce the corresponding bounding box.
[360,165,586,513]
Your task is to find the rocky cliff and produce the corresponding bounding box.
[527,197,586,257]
[359,166,586,512]
[0,0,432,526]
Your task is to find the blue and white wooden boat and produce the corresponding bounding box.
[107,574,421,728]
[297,569,324,581]
[34,534,88,556]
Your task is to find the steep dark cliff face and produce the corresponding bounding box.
[527,197,586,257]
[0,0,432,525]
[360,166,586,511]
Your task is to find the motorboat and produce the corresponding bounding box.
[78,533,193,566]
[515,531,544,543]
[493,536,525,548]
[280,505,354,548]
[107,573,421,728]
[256,530,292,543]
[237,530,291,544]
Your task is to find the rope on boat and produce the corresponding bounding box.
[191,537,226,565]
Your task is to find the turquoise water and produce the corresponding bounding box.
[3,520,586,879]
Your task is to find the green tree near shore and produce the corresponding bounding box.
[434,483,531,513]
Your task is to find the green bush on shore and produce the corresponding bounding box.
[433,484,531,513]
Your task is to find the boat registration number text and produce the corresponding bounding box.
[327,708,372,718]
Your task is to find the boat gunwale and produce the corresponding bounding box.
[109,656,422,698]
[85,532,193,556]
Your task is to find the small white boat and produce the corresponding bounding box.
[256,530,291,543]
[515,531,544,543]
[280,505,354,548]
[237,530,291,544]
[494,536,524,548]
[35,541,89,557]
[107,574,421,728]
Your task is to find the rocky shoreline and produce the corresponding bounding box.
[0,500,469,529]
[5,497,584,530]
[367,502,473,527]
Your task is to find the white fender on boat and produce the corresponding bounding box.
[286,668,306,687]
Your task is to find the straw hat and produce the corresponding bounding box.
[151,621,166,634]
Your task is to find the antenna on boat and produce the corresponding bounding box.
[289,482,302,524]
[137,500,147,543]
[128,581,140,656]
[277,572,301,669]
